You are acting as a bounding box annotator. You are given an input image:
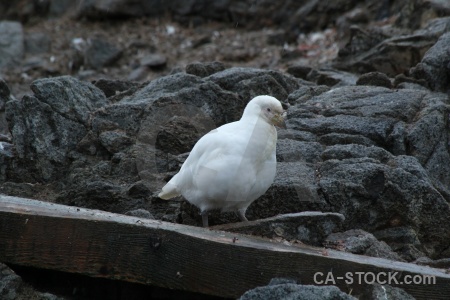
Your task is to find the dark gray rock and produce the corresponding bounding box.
[30,76,109,124]
[84,37,123,69]
[240,282,356,300]
[406,92,450,190]
[94,79,141,98]
[277,139,323,163]
[0,79,13,135]
[318,133,375,147]
[0,263,23,300]
[206,67,300,101]
[334,17,450,76]
[359,283,416,300]
[414,257,450,269]
[49,0,76,17]
[24,32,51,55]
[99,130,134,153]
[186,61,226,77]
[356,71,392,88]
[246,162,327,221]
[213,212,345,246]
[318,155,450,259]
[125,208,155,219]
[127,66,150,81]
[289,114,395,146]
[313,69,359,87]
[321,144,392,163]
[410,31,450,92]
[0,21,24,68]
[324,229,404,261]
[77,0,171,18]
[374,227,422,247]
[5,76,109,181]
[286,65,313,80]
[6,95,87,181]
[286,85,329,105]
[140,53,167,68]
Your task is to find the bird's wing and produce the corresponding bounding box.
[158,121,245,199]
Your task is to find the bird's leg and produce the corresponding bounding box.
[201,211,209,227]
[237,209,248,222]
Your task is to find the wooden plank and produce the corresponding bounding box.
[0,195,449,299]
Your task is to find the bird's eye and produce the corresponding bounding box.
[266,108,271,112]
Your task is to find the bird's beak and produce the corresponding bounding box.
[272,112,287,129]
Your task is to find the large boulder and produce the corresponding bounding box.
[5,76,109,181]
[410,31,450,92]
[240,279,356,300]
[249,85,450,259]
[333,17,450,76]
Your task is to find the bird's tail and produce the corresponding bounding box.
[158,182,181,199]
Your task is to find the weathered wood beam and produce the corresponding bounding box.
[0,195,449,299]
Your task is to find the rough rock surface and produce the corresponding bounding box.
[1,0,450,298]
[0,263,22,300]
[213,212,345,246]
[240,279,356,300]
[324,229,405,261]
[0,21,24,68]
[359,283,416,300]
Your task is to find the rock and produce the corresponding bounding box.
[207,67,300,101]
[30,76,109,124]
[276,139,323,163]
[395,0,450,30]
[140,53,167,68]
[318,133,375,147]
[286,65,313,80]
[393,73,429,89]
[127,66,150,81]
[0,263,63,300]
[373,227,421,247]
[356,71,392,88]
[84,37,123,69]
[359,283,416,300]
[414,257,450,269]
[93,79,141,98]
[286,85,329,105]
[213,212,345,246]
[76,0,171,18]
[0,263,23,300]
[125,208,155,219]
[186,61,226,77]
[127,181,152,199]
[318,154,450,259]
[0,79,13,135]
[410,31,450,92]
[48,0,76,17]
[99,130,134,153]
[0,21,24,68]
[334,17,450,76]
[285,85,450,258]
[24,32,51,55]
[313,69,359,87]
[5,76,109,181]
[324,229,404,261]
[240,282,356,300]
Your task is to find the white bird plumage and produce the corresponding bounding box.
[158,95,286,227]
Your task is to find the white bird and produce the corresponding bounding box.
[158,95,286,227]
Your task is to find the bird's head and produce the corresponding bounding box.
[243,95,287,129]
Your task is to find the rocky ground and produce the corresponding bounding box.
[1,0,450,299]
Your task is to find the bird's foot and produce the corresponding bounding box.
[237,209,248,222]
[201,211,209,227]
